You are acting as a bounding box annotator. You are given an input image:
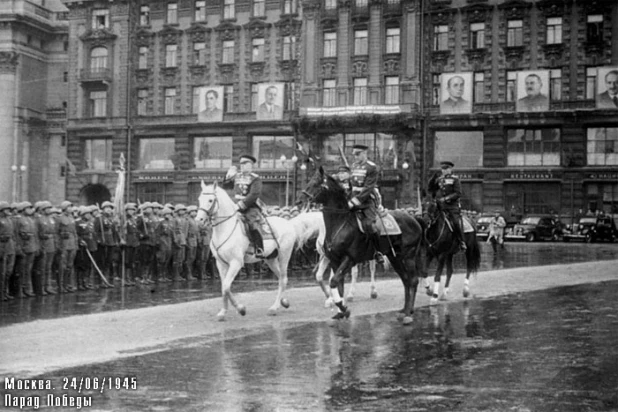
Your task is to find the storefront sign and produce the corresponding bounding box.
[508,171,555,180]
[457,173,484,180]
[134,174,174,181]
[301,106,402,117]
[189,173,290,181]
[586,172,618,180]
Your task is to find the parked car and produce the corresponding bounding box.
[505,215,563,242]
[563,216,618,243]
[475,214,494,240]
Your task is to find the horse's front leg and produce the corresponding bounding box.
[369,260,378,299]
[424,254,434,296]
[315,255,333,308]
[442,255,454,300]
[265,251,292,316]
[215,259,230,321]
[218,259,245,321]
[346,264,359,302]
[431,257,445,304]
[329,256,354,320]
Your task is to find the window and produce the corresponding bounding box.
[137,89,148,116]
[222,40,234,64]
[353,78,368,105]
[473,72,484,103]
[434,131,484,168]
[136,183,170,204]
[92,9,109,29]
[192,87,201,114]
[434,25,448,51]
[224,85,234,112]
[507,128,561,166]
[165,44,177,67]
[283,35,296,60]
[385,76,399,105]
[224,0,235,19]
[251,83,259,111]
[587,127,618,166]
[325,0,337,10]
[252,136,295,169]
[323,79,336,107]
[89,90,107,117]
[470,23,485,49]
[507,20,523,47]
[252,38,265,62]
[586,68,597,100]
[167,3,178,24]
[432,74,441,105]
[139,138,175,169]
[386,28,400,54]
[506,71,517,102]
[324,32,337,57]
[84,139,112,170]
[546,17,562,44]
[322,133,396,168]
[195,0,206,21]
[140,6,150,26]
[283,0,297,14]
[138,46,148,69]
[193,42,206,65]
[355,0,368,7]
[587,14,603,43]
[90,47,108,71]
[550,69,561,101]
[164,88,176,115]
[253,0,265,17]
[193,137,233,168]
[354,30,368,55]
[284,82,296,111]
[585,183,618,215]
[63,71,68,82]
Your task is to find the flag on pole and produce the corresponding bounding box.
[337,145,350,168]
[113,153,126,241]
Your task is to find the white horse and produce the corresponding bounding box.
[197,181,301,321]
[290,211,378,307]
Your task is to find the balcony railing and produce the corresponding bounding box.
[0,1,68,25]
[79,67,112,83]
[308,84,418,109]
[428,100,598,115]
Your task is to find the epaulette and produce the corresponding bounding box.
[367,160,376,166]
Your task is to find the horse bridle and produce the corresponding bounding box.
[199,192,237,228]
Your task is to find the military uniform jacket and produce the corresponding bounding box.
[173,216,189,247]
[11,216,22,256]
[56,214,78,251]
[198,221,212,246]
[36,215,57,253]
[223,172,263,211]
[349,160,379,208]
[186,217,199,248]
[15,215,38,254]
[0,216,16,256]
[95,215,119,246]
[428,172,462,210]
[124,216,140,248]
[77,219,98,252]
[156,220,174,251]
[137,215,157,246]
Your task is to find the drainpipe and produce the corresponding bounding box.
[125,3,133,201]
[12,53,21,203]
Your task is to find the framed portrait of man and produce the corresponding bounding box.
[440,72,473,115]
[256,83,284,120]
[197,86,224,123]
[596,67,618,109]
[516,70,550,112]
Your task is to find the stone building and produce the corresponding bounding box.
[0,0,69,204]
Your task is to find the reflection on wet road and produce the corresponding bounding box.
[1,242,617,327]
[8,281,617,411]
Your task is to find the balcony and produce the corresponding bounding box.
[428,100,598,115]
[79,68,112,84]
[0,1,68,28]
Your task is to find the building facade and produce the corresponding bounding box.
[423,0,618,220]
[0,0,69,204]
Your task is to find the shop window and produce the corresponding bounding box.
[252,136,295,169]
[585,183,618,215]
[507,128,560,166]
[504,182,561,215]
[136,183,170,204]
[193,136,233,169]
[587,127,618,166]
[84,139,112,170]
[139,138,175,170]
[434,131,483,168]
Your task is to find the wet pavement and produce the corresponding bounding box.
[2,280,617,411]
[1,242,617,327]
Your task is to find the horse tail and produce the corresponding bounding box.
[289,214,320,250]
[466,233,481,274]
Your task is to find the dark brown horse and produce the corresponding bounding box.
[422,199,481,302]
[303,167,424,325]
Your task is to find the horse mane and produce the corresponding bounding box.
[318,174,349,209]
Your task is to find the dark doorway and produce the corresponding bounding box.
[79,184,111,206]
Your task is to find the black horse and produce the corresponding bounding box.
[303,168,424,325]
[422,199,481,301]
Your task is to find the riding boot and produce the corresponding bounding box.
[252,230,265,259]
[370,234,385,264]
[456,217,467,251]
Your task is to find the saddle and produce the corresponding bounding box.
[239,214,275,240]
[355,210,402,236]
[441,213,475,233]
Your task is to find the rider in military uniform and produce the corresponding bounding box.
[428,160,467,251]
[223,154,267,258]
[348,144,384,263]
[335,166,352,196]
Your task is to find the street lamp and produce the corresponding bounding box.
[280,154,298,207]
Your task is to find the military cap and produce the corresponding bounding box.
[175,204,187,211]
[0,201,11,211]
[101,201,114,209]
[352,144,369,151]
[151,202,163,209]
[239,154,257,164]
[161,207,173,215]
[440,161,455,169]
[17,201,33,212]
[38,201,53,211]
[50,207,61,214]
[88,205,99,213]
[10,202,19,210]
[79,206,92,216]
[125,203,137,211]
[59,200,73,210]
[139,202,152,210]
[164,203,175,211]
[187,205,198,212]
[337,166,351,173]
[33,201,43,210]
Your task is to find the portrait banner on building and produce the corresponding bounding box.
[197,86,224,123]
[516,70,550,112]
[596,67,618,109]
[440,72,473,115]
[256,83,284,120]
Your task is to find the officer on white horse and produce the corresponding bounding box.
[223,154,267,258]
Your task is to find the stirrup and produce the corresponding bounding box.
[254,248,265,258]
[374,251,385,264]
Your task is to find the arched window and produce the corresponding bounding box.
[90,47,108,72]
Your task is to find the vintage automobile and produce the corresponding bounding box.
[475,214,494,240]
[563,216,618,243]
[505,215,563,242]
